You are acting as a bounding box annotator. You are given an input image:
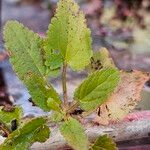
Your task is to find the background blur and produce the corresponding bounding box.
[0,0,150,115]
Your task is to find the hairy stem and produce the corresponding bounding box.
[62,62,68,109]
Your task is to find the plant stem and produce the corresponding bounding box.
[62,62,68,109]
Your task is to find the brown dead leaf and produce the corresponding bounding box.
[94,70,149,125]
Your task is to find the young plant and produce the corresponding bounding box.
[0,0,148,149]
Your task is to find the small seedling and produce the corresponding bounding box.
[0,0,148,150]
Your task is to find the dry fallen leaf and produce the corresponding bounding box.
[94,70,149,125]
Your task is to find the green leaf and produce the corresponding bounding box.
[74,68,120,111]
[3,21,62,112]
[45,53,63,77]
[0,107,22,130]
[91,135,117,150]
[45,53,63,70]
[25,73,61,111]
[3,21,46,80]
[44,0,93,71]
[46,68,60,78]
[47,98,61,112]
[50,111,64,122]
[0,117,50,150]
[87,47,115,73]
[60,117,88,150]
